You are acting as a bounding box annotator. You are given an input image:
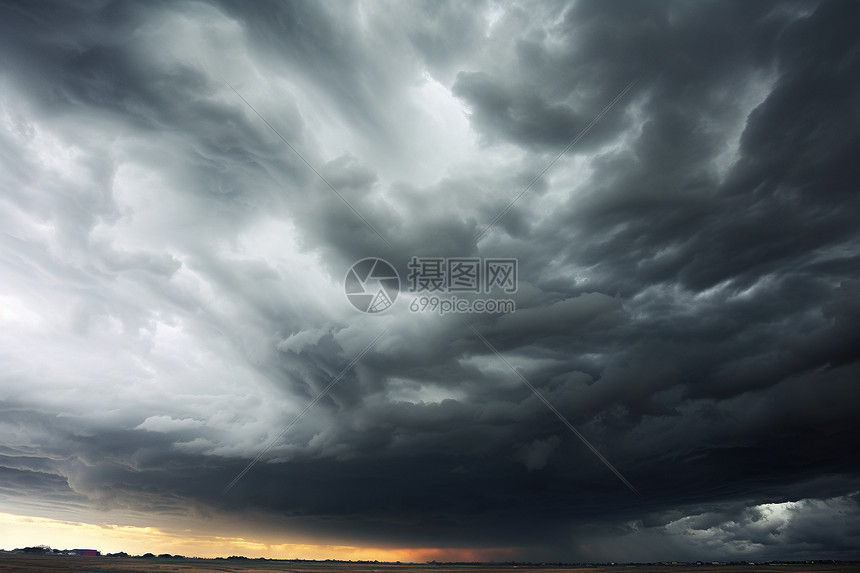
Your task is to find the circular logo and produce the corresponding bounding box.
[344,258,400,313]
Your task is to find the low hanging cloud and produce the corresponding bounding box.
[1,0,859,562]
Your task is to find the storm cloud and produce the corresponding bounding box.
[1,0,859,561]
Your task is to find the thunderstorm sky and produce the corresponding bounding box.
[1,0,859,562]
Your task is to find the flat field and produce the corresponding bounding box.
[1,555,859,573]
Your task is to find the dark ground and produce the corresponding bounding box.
[1,555,859,573]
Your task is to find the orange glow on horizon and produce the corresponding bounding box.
[0,512,520,562]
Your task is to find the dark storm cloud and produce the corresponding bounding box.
[1,0,859,562]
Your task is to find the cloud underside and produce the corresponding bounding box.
[1,0,859,561]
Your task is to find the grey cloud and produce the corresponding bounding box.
[1,0,859,562]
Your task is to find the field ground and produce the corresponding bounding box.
[1,555,859,573]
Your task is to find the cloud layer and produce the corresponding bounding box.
[1,0,859,561]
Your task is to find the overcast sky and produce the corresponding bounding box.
[1,0,859,562]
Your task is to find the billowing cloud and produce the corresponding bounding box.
[1,0,859,562]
